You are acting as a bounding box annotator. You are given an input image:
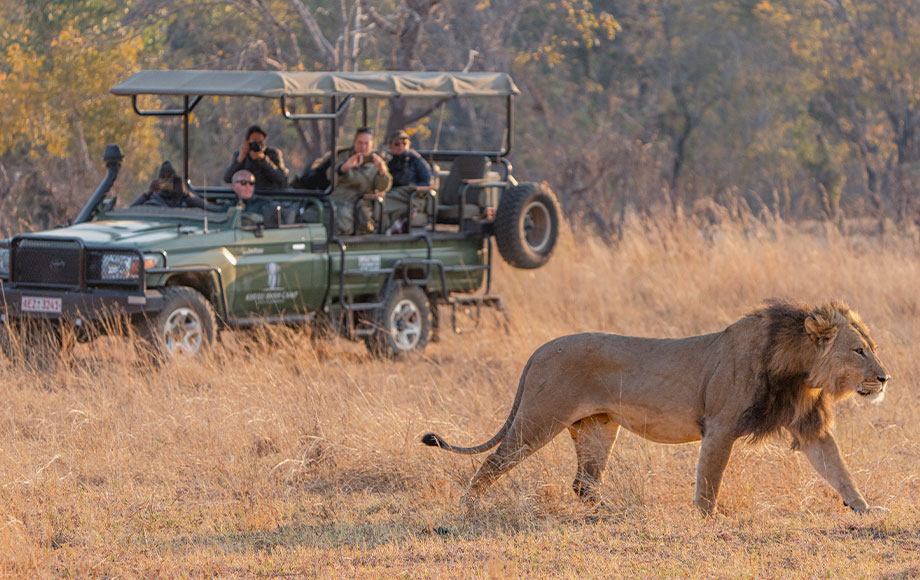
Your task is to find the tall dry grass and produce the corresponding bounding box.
[1,214,919,578]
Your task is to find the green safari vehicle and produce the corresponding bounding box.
[0,70,561,358]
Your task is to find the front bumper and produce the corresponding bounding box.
[0,283,166,323]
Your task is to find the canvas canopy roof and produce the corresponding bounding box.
[111,70,520,99]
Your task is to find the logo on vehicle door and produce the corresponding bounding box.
[244,261,299,304]
[266,262,281,289]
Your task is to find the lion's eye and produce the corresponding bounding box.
[854,347,865,356]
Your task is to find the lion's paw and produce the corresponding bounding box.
[864,505,890,514]
[846,499,889,515]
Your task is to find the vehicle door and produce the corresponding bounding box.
[225,213,327,320]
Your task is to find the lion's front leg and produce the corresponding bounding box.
[694,430,737,515]
[800,431,878,513]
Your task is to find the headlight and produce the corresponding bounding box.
[101,253,140,279]
[142,253,165,270]
[88,252,140,281]
[0,247,8,277]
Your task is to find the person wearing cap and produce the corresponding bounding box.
[384,130,432,233]
[131,160,220,211]
[222,125,289,190]
[328,127,392,235]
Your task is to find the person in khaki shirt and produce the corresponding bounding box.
[329,127,392,234]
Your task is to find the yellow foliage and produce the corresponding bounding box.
[514,0,618,68]
[0,19,161,182]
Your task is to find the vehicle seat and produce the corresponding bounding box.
[262,203,297,228]
[435,156,488,224]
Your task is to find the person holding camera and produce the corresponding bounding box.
[329,127,392,235]
[132,160,222,211]
[222,125,289,190]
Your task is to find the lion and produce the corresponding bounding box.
[422,301,890,514]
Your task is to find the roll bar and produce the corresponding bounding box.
[120,79,514,186]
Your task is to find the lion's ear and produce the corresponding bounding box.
[805,314,838,344]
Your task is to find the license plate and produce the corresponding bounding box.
[21,296,63,314]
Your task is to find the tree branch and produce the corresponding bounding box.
[402,98,450,127]
[291,0,335,65]
[360,0,399,35]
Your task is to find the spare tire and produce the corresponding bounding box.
[494,182,561,269]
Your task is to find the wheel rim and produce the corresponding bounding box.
[522,200,552,253]
[162,307,204,356]
[388,298,421,352]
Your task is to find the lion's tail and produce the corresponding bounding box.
[421,353,535,455]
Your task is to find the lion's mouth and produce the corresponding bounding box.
[856,382,886,401]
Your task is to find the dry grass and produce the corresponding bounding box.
[2,216,920,578]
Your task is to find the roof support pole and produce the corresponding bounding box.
[331,96,338,190]
[505,94,514,159]
[183,96,190,183]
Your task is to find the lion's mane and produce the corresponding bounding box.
[735,301,875,446]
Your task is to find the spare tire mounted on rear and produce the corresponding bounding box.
[494,182,561,269]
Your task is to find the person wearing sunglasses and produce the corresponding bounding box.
[229,169,273,219]
[383,130,432,233]
[222,124,289,190]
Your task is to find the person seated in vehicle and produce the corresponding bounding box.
[229,169,275,222]
[222,125,289,190]
[329,127,392,235]
[383,130,433,234]
[131,160,220,211]
[290,153,333,191]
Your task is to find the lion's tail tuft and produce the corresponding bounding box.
[420,433,442,447]
[419,431,496,455]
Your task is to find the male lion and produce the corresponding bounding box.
[422,301,890,514]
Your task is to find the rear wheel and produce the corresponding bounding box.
[137,286,216,360]
[366,284,431,358]
[494,182,561,269]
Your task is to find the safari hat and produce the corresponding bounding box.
[388,130,410,144]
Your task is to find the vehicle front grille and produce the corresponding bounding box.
[12,239,82,287]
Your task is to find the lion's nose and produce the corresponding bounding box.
[878,375,890,384]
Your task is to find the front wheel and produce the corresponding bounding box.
[137,286,216,360]
[366,284,431,358]
[494,182,561,269]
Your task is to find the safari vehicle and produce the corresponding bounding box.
[0,70,561,358]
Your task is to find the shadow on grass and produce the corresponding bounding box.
[165,485,629,556]
[881,568,920,580]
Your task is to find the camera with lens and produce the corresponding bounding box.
[249,141,262,153]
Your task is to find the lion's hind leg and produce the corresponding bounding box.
[465,417,570,503]
[462,443,535,510]
[568,414,621,503]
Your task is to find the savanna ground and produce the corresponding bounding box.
[2,216,920,579]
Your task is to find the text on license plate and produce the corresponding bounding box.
[21,296,63,314]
